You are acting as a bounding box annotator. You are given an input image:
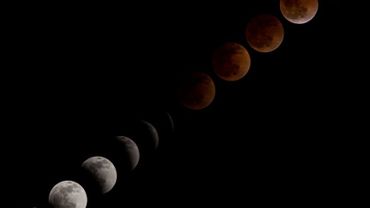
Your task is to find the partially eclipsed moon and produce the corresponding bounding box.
[245,14,284,53]
[81,156,117,194]
[48,180,87,208]
[139,120,160,150]
[212,42,251,81]
[116,136,140,171]
[178,72,216,110]
[280,0,319,24]
[165,112,175,133]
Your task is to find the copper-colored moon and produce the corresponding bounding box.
[245,14,284,53]
[212,42,251,81]
[178,72,216,110]
[280,0,319,24]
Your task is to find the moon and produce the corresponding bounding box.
[165,112,175,133]
[81,156,117,194]
[178,72,216,110]
[139,120,159,149]
[125,120,159,164]
[212,42,251,81]
[280,0,319,24]
[48,180,87,208]
[245,14,284,53]
[116,136,140,171]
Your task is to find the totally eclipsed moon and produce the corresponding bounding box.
[212,42,251,81]
[245,14,284,53]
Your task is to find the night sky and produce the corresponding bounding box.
[3,1,357,207]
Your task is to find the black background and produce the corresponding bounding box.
[3,1,359,207]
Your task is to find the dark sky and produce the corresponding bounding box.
[3,1,357,207]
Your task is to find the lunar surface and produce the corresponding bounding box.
[178,72,216,110]
[212,42,251,81]
[48,180,87,208]
[280,0,319,24]
[245,14,284,53]
[81,156,117,194]
[116,136,140,171]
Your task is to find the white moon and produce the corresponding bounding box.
[116,136,140,171]
[48,180,87,208]
[81,156,117,194]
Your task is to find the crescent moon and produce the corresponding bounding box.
[139,120,160,149]
[116,136,140,171]
[165,112,175,133]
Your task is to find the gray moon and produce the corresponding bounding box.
[81,156,117,194]
[116,136,140,171]
[245,14,284,53]
[212,42,251,81]
[165,112,175,133]
[280,0,319,24]
[140,120,160,149]
[48,180,87,208]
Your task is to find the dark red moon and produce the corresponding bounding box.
[212,42,251,81]
[245,14,284,53]
[280,0,319,24]
[178,72,216,110]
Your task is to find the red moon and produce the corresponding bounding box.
[178,72,216,110]
[245,14,284,53]
[212,42,251,81]
[280,0,319,24]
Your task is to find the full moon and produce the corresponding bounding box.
[245,14,284,53]
[49,180,87,208]
[178,72,216,110]
[280,0,319,24]
[212,42,251,81]
[81,156,117,194]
